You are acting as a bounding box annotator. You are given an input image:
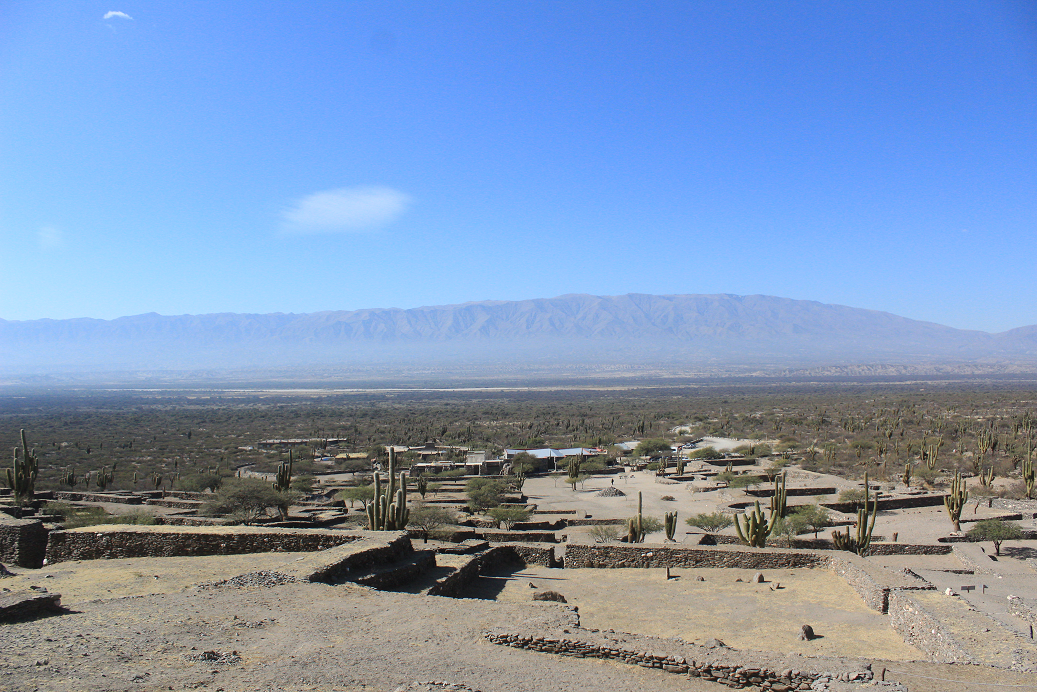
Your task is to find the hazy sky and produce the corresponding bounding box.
[1,2,1034,332]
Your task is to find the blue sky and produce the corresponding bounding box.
[1,1,1034,332]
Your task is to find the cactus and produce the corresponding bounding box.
[831,472,877,555]
[627,492,645,543]
[95,466,114,491]
[273,449,294,492]
[920,437,943,470]
[416,475,429,499]
[567,456,582,491]
[979,466,995,488]
[152,472,163,492]
[60,466,78,490]
[675,458,685,476]
[769,472,788,518]
[944,471,968,532]
[367,447,409,530]
[1023,455,1035,501]
[1022,418,1035,500]
[7,429,39,505]
[902,463,911,487]
[734,500,776,548]
[664,510,678,541]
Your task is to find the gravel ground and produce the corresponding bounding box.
[0,581,734,692]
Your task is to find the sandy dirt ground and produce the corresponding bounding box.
[465,565,920,660]
[2,552,319,604]
[2,552,1036,692]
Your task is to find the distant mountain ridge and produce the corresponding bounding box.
[2,293,1035,376]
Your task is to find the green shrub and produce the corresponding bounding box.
[466,477,508,510]
[337,484,374,509]
[410,504,457,542]
[487,506,531,529]
[589,524,621,543]
[635,439,672,457]
[201,478,299,524]
[685,512,733,534]
[689,446,723,460]
[967,518,1023,556]
[838,488,868,505]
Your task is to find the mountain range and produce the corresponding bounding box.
[2,293,1035,378]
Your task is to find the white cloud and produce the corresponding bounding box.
[38,226,64,250]
[103,11,133,20]
[281,186,412,234]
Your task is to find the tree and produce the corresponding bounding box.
[635,439,672,457]
[967,519,1023,556]
[773,514,810,548]
[487,506,530,530]
[338,484,374,509]
[689,446,723,460]
[510,451,543,474]
[589,524,621,543]
[793,504,832,538]
[201,478,298,524]
[685,512,734,535]
[466,477,507,511]
[410,505,456,543]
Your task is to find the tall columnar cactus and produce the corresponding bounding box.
[734,500,776,548]
[944,471,969,532]
[273,450,294,492]
[627,492,645,543]
[675,458,685,476]
[1023,456,1035,501]
[979,466,995,488]
[664,510,678,541]
[567,456,582,491]
[902,463,912,488]
[95,466,114,491]
[831,472,877,556]
[367,447,410,530]
[152,472,163,492]
[7,429,39,505]
[1023,418,1035,500]
[60,466,78,490]
[921,437,943,470]
[769,472,788,518]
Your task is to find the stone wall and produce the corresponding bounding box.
[291,532,413,584]
[563,543,827,570]
[483,632,872,690]
[44,525,362,564]
[479,530,559,543]
[887,590,974,663]
[822,494,946,513]
[826,555,890,613]
[53,491,144,505]
[699,533,950,555]
[0,517,49,568]
[566,518,627,527]
[1007,596,1037,626]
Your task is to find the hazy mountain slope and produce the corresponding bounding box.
[1,293,1033,375]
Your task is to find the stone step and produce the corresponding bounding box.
[340,550,437,590]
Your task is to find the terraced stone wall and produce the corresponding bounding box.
[563,544,827,570]
[44,526,362,564]
[0,517,49,568]
[886,590,973,663]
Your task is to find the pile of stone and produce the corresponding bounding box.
[596,487,626,497]
[199,570,297,589]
